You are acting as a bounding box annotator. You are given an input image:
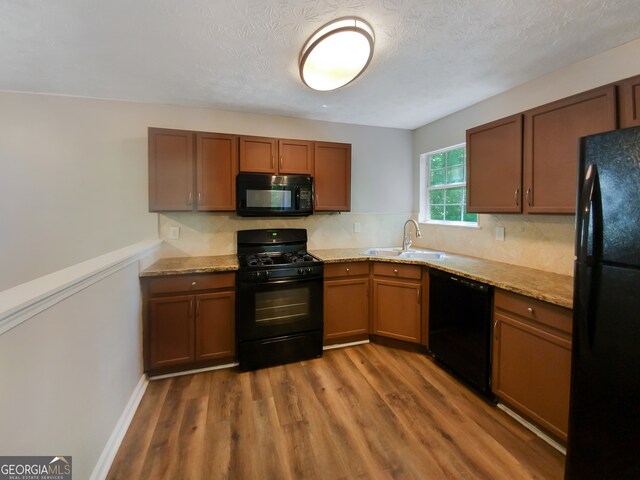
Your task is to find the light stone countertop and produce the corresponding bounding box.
[139,248,573,309]
[310,248,573,309]
[139,255,239,277]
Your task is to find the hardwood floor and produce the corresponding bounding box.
[107,344,564,479]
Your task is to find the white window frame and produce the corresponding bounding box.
[419,142,479,228]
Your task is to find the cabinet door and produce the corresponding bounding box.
[372,279,421,343]
[195,291,236,361]
[149,295,195,369]
[314,142,351,211]
[278,139,314,174]
[523,86,616,213]
[239,135,277,173]
[324,278,369,343]
[492,312,572,440]
[148,128,194,211]
[196,133,237,211]
[618,74,640,128]
[466,114,523,213]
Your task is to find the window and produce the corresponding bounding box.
[420,144,478,226]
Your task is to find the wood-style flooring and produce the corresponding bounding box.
[107,344,565,479]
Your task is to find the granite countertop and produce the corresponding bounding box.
[140,255,239,277]
[310,248,573,309]
[140,249,573,309]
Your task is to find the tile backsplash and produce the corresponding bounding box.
[158,212,575,276]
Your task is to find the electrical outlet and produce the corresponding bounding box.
[495,226,505,242]
[168,226,180,240]
[354,222,361,233]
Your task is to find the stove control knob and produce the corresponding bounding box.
[306,267,312,274]
[264,271,270,278]
[298,268,304,275]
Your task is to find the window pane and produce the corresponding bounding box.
[463,205,478,223]
[445,187,464,205]
[430,168,446,186]
[430,189,444,204]
[446,148,465,166]
[444,205,462,221]
[430,153,445,170]
[463,212,478,222]
[430,205,445,220]
[447,165,464,184]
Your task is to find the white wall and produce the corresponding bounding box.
[0,259,146,480]
[0,92,412,290]
[412,38,640,275]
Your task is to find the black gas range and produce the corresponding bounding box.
[236,229,323,371]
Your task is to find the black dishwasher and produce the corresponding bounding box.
[428,268,493,398]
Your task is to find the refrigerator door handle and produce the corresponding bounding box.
[578,164,597,262]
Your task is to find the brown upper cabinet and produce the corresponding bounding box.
[466,114,523,213]
[149,128,237,212]
[238,136,314,175]
[149,128,194,211]
[618,74,640,128]
[523,86,616,214]
[314,141,351,211]
[466,84,618,215]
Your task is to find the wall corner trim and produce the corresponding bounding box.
[90,374,149,480]
[0,239,160,336]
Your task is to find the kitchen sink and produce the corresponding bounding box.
[361,247,445,261]
[398,250,445,261]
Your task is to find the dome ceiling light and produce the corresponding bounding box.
[299,17,375,92]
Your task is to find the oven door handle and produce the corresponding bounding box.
[239,275,322,288]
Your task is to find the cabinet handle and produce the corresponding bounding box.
[514,188,520,206]
[394,269,398,274]
[345,268,350,273]
[190,299,194,317]
[195,299,200,316]
[494,318,499,339]
[526,187,532,207]
[527,307,534,314]
[197,192,202,205]
[191,281,197,287]
[279,156,283,170]
[271,155,274,169]
[417,288,421,304]
[188,191,193,206]
[315,194,319,206]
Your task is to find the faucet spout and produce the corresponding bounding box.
[402,219,422,251]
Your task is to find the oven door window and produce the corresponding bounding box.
[246,188,292,209]
[238,277,323,341]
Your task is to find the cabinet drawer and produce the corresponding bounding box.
[324,262,369,278]
[373,262,421,280]
[494,289,572,334]
[146,272,236,296]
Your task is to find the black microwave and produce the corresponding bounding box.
[236,173,313,216]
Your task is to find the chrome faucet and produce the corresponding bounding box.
[402,219,422,251]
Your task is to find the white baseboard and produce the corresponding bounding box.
[90,374,149,480]
[323,339,370,350]
[149,362,239,380]
[497,403,566,455]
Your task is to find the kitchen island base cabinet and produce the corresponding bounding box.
[372,263,422,344]
[492,289,572,441]
[143,272,236,375]
[323,262,370,345]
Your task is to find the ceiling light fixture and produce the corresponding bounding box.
[299,17,375,92]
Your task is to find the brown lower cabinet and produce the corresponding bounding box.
[323,262,370,345]
[492,289,572,441]
[143,272,236,375]
[372,263,422,343]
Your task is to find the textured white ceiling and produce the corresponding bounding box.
[1,0,639,129]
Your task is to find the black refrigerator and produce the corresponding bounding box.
[565,126,640,479]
